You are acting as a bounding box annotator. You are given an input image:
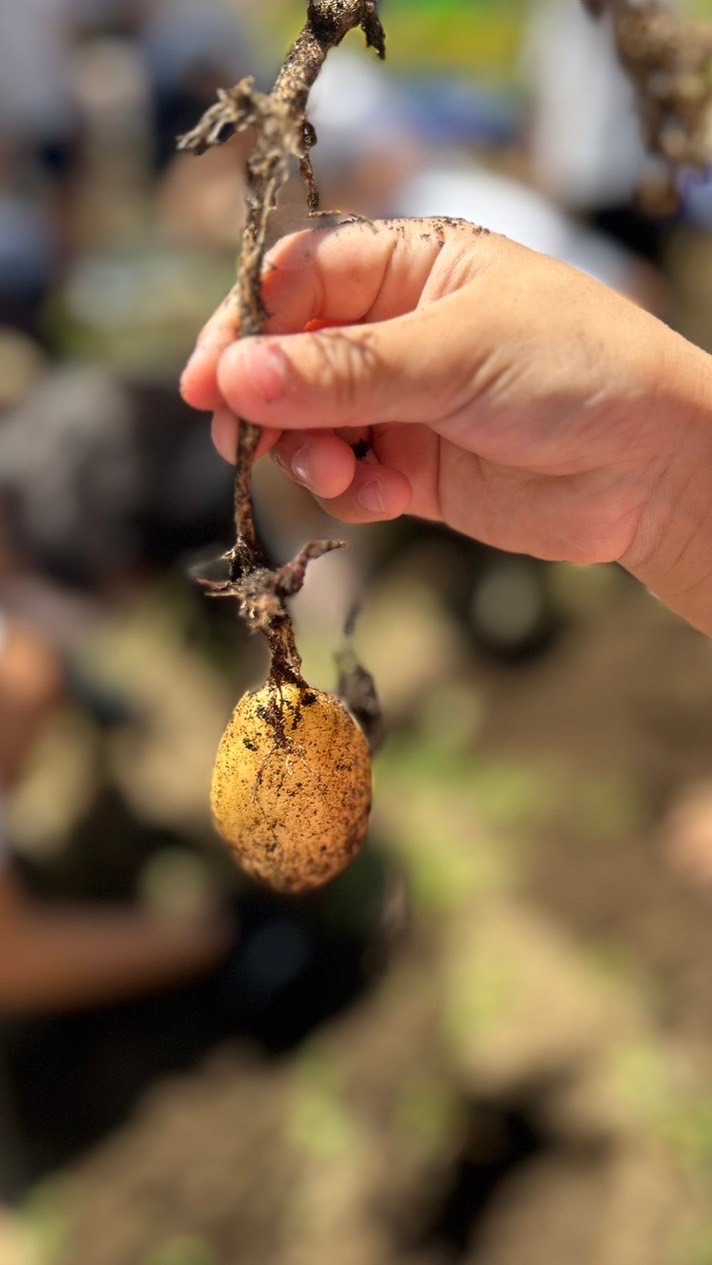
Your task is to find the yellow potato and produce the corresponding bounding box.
[210,679,372,892]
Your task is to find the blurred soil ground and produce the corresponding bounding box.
[4,547,712,1265]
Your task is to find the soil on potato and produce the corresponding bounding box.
[4,553,712,1265]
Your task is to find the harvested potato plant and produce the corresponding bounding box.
[182,0,385,892]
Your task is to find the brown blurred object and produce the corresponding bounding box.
[0,606,235,1016]
[585,0,712,186]
[155,134,250,249]
[660,778,712,891]
[0,330,47,416]
[0,618,64,789]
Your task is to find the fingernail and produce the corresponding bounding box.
[357,479,385,515]
[291,445,314,489]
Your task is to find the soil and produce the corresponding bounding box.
[4,547,712,1265]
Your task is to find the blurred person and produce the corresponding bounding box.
[182,215,712,641]
[0,2,86,337]
[0,165,59,339]
[0,0,80,180]
[307,50,658,304]
[0,354,238,1016]
[0,607,234,1015]
[522,0,670,265]
[138,0,256,172]
[0,361,234,594]
[523,0,645,212]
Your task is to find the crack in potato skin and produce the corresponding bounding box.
[210,681,372,892]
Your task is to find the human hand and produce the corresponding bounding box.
[181,217,712,632]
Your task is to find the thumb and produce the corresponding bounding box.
[215,295,474,431]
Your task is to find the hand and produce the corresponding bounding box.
[181,217,712,632]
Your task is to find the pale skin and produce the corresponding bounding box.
[181,217,712,638]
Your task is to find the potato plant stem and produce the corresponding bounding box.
[179,1,385,682]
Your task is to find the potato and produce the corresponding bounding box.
[210,678,372,892]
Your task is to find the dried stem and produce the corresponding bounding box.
[583,0,712,204]
[179,0,385,683]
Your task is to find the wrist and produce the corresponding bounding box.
[621,337,712,635]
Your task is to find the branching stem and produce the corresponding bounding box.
[584,0,712,204]
[179,0,385,682]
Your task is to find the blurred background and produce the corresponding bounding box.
[4,1,712,1262]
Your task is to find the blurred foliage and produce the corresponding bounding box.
[21,1182,68,1265]
[144,1238,217,1265]
[49,247,233,374]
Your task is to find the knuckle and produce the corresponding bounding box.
[309,332,376,415]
